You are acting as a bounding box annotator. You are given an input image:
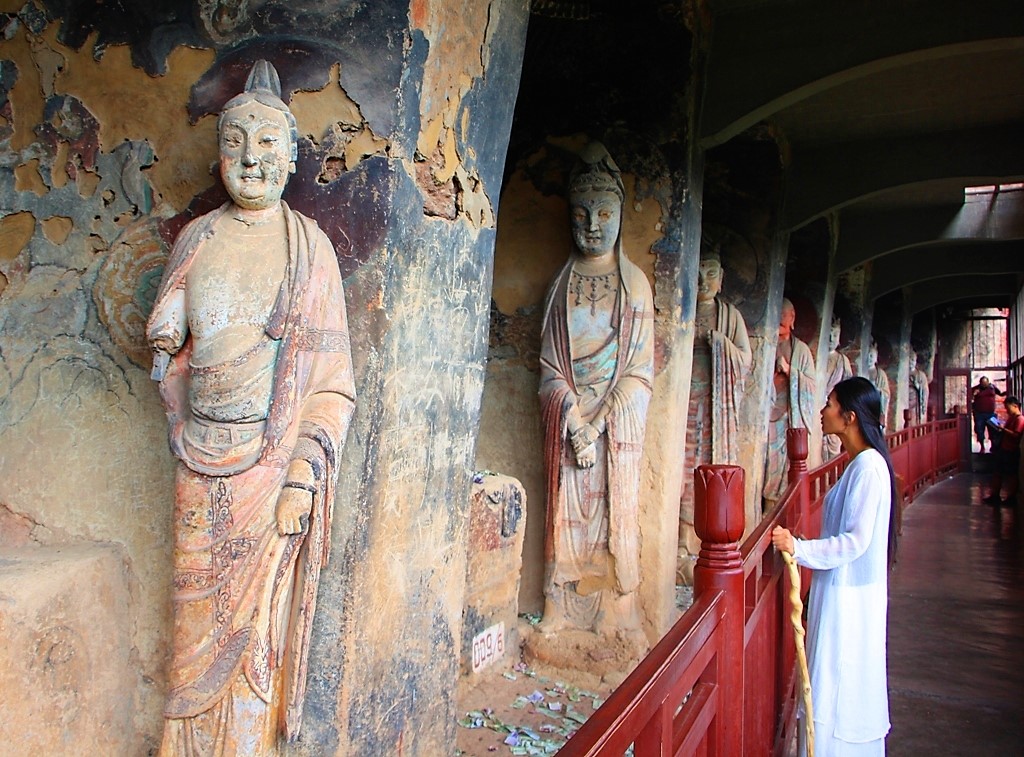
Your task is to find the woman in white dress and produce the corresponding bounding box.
[772,376,898,756]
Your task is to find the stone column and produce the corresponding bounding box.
[296,3,531,754]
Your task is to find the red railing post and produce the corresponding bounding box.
[787,428,810,533]
[959,413,971,472]
[694,464,746,757]
[929,421,937,485]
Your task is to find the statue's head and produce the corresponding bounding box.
[697,247,723,303]
[779,297,796,337]
[908,348,918,369]
[218,60,299,211]
[568,142,624,259]
[828,317,842,351]
[867,339,879,367]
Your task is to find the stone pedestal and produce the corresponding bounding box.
[461,474,526,676]
[0,545,137,755]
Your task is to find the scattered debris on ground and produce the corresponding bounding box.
[456,616,616,757]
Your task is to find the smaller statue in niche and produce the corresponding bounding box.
[864,339,891,429]
[537,143,653,639]
[908,348,931,425]
[679,247,752,578]
[763,298,816,506]
[146,60,356,755]
[821,317,853,460]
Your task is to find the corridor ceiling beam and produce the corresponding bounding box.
[700,0,1024,148]
[905,275,1019,314]
[784,125,1024,230]
[869,241,1024,301]
[837,196,1024,272]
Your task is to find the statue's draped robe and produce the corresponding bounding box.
[866,366,891,429]
[681,300,752,528]
[540,253,653,622]
[147,203,354,754]
[764,336,815,502]
[822,351,853,460]
[910,369,930,425]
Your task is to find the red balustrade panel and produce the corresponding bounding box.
[558,417,965,756]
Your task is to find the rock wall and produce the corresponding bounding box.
[479,4,699,644]
[0,1,530,753]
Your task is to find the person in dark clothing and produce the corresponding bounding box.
[984,396,1024,505]
[972,376,1005,453]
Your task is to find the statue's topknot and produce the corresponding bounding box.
[568,141,625,205]
[218,59,299,163]
[245,59,282,99]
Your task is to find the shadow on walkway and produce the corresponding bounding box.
[887,474,1024,755]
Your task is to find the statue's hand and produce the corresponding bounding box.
[575,443,597,469]
[776,354,791,375]
[571,423,599,454]
[277,485,314,535]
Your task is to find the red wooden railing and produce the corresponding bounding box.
[559,415,967,756]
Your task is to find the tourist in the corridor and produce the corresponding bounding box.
[984,395,1023,506]
[771,377,897,757]
[971,376,1004,453]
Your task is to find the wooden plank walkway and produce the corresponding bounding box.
[887,473,1024,755]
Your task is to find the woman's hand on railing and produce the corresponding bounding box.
[771,526,795,555]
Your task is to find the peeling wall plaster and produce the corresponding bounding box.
[0,2,530,753]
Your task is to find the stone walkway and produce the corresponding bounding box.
[886,473,1024,755]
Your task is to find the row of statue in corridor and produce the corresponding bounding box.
[144,72,924,751]
[537,143,919,642]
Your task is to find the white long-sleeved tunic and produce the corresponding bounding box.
[793,448,892,747]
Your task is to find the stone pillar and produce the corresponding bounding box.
[289,2,532,754]
[809,215,842,460]
[693,464,746,757]
[752,225,792,511]
[894,293,915,426]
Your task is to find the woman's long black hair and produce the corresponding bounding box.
[832,376,899,567]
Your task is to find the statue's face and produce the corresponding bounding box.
[697,259,723,303]
[219,100,293,211]
[779,303,795,338]
[570,189,621,258]
[868,343,878,367]
[829,322,841,351]
[909,350,918,369]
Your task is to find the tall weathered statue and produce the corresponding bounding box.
[763,298,815,505]
[538,143,654,636]
[908,349,930,425]
[864,340,891,429]
[146,61,356,754]
[679,248,752,576]
[821,317,853,461]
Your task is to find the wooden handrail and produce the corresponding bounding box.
[560,415,967,756]
[556,590,727,756]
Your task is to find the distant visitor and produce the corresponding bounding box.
[970,375,1004,453]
